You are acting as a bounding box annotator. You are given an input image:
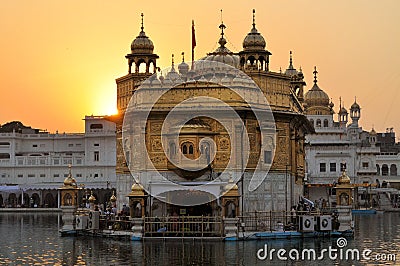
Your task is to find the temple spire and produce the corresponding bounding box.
[252,9,256,28]
[140,13,144,32]
[313,66,318,84]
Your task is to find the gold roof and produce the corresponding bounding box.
[304,67,330,108]
[60,165,78,189]
[223,179,239,197]
[127,182,145,197]
[110,190,117,202]
[337,170,351,185]
[131,13,154,54]
[243,10,266,51]
[88,191,96,203]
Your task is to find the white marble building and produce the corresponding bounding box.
[0,116,116,208]
[375,129,400,188]
[303,68,380,202]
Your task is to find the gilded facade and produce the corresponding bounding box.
[113,11,313,215]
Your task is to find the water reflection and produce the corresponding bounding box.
[0,213,399,265]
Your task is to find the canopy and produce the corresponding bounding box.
[0,185,21,193]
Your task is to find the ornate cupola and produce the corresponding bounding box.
[304,66,332,115]
[350,97,361,126]
[285,51,298,77]
[239,9,272,71]
[285,51,306,103]
[201,19,240,68]
[126,13,159,74]
[178,52,189,76]
[338,97,348,128]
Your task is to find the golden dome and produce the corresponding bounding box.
[200,21,240,68]
[131,182,144,192]
[337,170,351,185]
[304,84,330,107]
[88,191,96,203]
[110,191,117,202]
[339,106,348,115]
[127,182,145,197]
[131,13,154,54]
[62,165,77,188]
[351,101,360,110]
[243,10,266,51]
[224,179,238,192]
[304,66,331,109]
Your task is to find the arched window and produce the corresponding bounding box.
[376,164,380,175]
[390,164,397,176]
[189,145,194,154]
[323,119,329,127]
[316,119,321,127]
[382,164,389,176]
[181,142,194,155]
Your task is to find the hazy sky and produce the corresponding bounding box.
[0,1,399,135]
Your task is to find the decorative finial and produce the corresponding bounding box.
[354,96,357,103]
[68,164,72,176]
[289,51,293,68]
[279,67,282,74]
[220,9,223,24]
[252,9,256,28]
[299,66,303,73]
[313,66,318,84]
[181,52,185,62]
[219,22,226,38]
[339,96,342,109]
[141,13,144,32]
[171,54,174,67]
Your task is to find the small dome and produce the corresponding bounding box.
[304,84,330,107]
[243,10,266,51]
[351,101,360,110]
[128,182,145,197]
[131,14,154,54]
[224,180,238,192]
[370,128,377,136]
[178,52,189,75]
[304,67,330,108]
[131,182,144,192]
[178,61,189,75]
[284,51,298,77]
[337,170,351,185]
[62,165,77,188]
[339,106,348,114]
[131,32,154,54]
[201,22,240,68]
[88,191,96,203]
[110,191,117,202]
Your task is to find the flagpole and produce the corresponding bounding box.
[192,20,196,70]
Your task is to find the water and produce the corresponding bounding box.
[0,212,399,265]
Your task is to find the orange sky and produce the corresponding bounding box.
[0,1,399,136]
